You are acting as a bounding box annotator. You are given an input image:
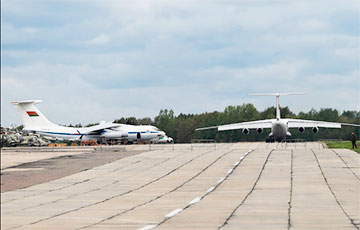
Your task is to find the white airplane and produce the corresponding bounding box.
[196,93,360,141]
[12,100,166,142]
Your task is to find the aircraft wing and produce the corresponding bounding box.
[81,122,121,134]
[285,119,360,128]
[196,119,274,131]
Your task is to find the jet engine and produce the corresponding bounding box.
[257,128,263,134]
[298,127,305,133]
[312,127,319,133]
[101,130,128,139]
[242,128,250,135]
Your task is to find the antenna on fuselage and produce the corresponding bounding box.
[249,92,306,120]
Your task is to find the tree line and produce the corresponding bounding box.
[112,104,360,143]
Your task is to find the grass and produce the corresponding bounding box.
[324,140,360,154]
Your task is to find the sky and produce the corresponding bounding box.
[1,0,360,127]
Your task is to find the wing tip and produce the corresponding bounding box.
[195,126,218,131]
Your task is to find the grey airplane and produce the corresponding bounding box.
[196,93,360,141]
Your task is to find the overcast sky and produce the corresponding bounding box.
[1,0,360,127]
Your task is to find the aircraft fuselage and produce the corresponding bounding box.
[269,119,291,141]
[30,125,165,142]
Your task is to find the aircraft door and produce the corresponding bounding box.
[137,132,141,139]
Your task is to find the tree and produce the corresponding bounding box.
[154,109,176,139]
[137,117,154,125]
[85,123,99,127]
[260,107,276,119]
[317,108,339,122]
[114,117,139,125]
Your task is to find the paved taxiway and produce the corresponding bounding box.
[1,142,359,229]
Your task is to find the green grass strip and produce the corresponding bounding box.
[324,141,360,153]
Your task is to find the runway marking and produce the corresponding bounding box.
[139,225,157,230]
[206,186,215,194]
[165,209,183,218]
[188,197,201,205]
[2,168,45,172]
[139,150,254,230]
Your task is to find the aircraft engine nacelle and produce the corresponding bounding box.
[242,128,250,135]
[298,127,305,133]
[256,128,263,134]
[312,127,319,133]
[102,131,128,139]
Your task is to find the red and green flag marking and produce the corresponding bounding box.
[27,111,39,117]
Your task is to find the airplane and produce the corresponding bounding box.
[196,93,360,142]
[12,100,166,142]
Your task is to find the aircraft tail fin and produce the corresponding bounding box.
[249,92,306,120]
[11,100,58,130]
[249,92,306,96]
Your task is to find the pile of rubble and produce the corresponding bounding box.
[1,128,50,147]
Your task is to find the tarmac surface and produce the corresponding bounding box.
[1,142,359,230]
[1,146,142,192]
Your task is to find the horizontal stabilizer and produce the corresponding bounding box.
[249,92,306,96]
[12,100,43,105]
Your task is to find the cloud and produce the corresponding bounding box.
[1,0,359,127]
[83,34,110,45]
